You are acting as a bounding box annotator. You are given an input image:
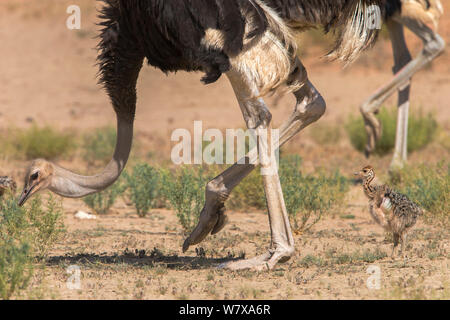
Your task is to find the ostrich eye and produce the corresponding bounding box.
[30,172,39,181]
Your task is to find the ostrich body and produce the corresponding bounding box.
[360,0,445,170]
[0,176,16,197]
[19,0,390,270]
[355,166,422,257]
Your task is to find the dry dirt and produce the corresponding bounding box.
[0,1,449,300]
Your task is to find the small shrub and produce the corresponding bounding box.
[0,194,64,259]
[82,179,126,215]
[437,129,450,151]
[26,195,65,258]
[0,239,32,300]
[0,132,17,160]
[325,248,387,265]
[160,166,210,233]
[227,170,265,211]
[4,125,75,160]
[356,248,388,263]
[389,162,449,226]
[279,155,349,232]
[346,107,438,156]
[0,194,64,299]
[226,154,349,225]
[0,197,33,300]
[299,254,326,268]
[408,111,439,152]
[82,126,116,166]
[124,163,160,217]
[309,123,342,146]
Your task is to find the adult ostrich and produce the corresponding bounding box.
[19,0,387,270]
[361,0,445,170]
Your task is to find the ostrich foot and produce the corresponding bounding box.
[389,156,405,174]
[218,246,294,271]
[391,246,399,260]
[183,204,227,252]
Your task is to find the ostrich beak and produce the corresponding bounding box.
[18,185,36,206]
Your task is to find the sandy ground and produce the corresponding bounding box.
[0,1,449,300]
[22,190,447,300]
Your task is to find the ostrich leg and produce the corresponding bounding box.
[213,69,294,271]
[392,233,400,258]
[183,60,326,269]
[361,18,445,170]
[400,233,407,258]
[387,20,412,170]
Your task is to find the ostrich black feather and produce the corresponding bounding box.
[97,0,401,90]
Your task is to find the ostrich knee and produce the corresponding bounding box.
[293,83,326,126]
[424,33,445,57]
[304,92,326,124]
[244,104,272,130]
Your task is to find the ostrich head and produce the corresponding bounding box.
[19,159,54,206]
[17,119,134,207]
[354,165,375,181]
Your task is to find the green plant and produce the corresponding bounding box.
[309,123,342,146]
[82,179,125,215]
[299,254,325,268]
[3,125,75,160]
[0,239,32,300]
[1,194,64,259]
[407,111,438,152]
[389,162,449,226]
[227,170,265,211]
[279,155,349,232]
[0,194,64,299]
[437,129,450,151]
[124,163,160,217]
[385,279,444,300]
[161,166,210,233]
[346,107,438,156]
[26,196,65,258]
[326,248,387,265]
[82,126,116,165]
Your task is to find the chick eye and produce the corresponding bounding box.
[30,172,39,181]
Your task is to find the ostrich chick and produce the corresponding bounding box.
[0,176,17,197]
[354,166,422,258]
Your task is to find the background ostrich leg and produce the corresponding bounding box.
[361,17,445,171]
[183,61,326,269]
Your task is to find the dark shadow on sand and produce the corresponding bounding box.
[45,248,243,270]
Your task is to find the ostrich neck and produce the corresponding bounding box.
[49,118,133,198]
[363,175,376,200]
